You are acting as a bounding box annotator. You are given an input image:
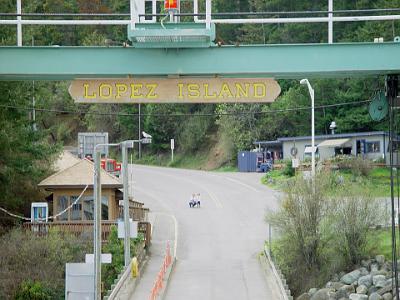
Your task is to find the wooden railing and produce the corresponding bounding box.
[23,220,151,247]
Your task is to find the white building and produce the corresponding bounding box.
[255,131,390,163]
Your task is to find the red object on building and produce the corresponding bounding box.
[101,158,121,177]
[164,0,178,10]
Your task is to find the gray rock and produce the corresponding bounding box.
[376,255,386,266]
[374,275,387,288]
[371,270,389,277]
[310,288,335,300]
[382,293,393,300]
[385,279,393,287]
[369,292,383,300]
[360,267,370,276]
[340,284,356,294]
[349,294,368,300]
[357,285,368,294]
[297,293,311,300]
[362,260,372,268]
[332,274,340,282]
[359,275,373,288]
[342,270,362,285]
[335,289,348,300]
[332,282,345,291]
[377,286,393,296]
[309,288,318,296]
[371,264,379,272]
[369,286,379,295]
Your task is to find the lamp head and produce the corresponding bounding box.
[300,79,308,85]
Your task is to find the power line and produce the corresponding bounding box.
[1,8,400,18]
[0,100,371,118]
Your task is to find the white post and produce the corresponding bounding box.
[193,0,199,22]
[328,0,333,44]
[300,79,316,181]
[93,150,102,300]
[17,0,22,46]
[311,88,315,178]
[205,0,211,29]
[122,142,131,267]
[130,0,137,29]
[138,104,141,159]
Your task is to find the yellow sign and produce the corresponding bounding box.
[69,78,281,103]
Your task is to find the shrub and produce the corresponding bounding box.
[282,160,295,177]
[266,175,331,293]
[102,226,145,294]
[14,281,52,300]
[0,228,90,300]
[330,186,385,265]
[266,172,385,295]
[334,155,372,177]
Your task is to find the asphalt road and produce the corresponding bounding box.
[131,165,284,300]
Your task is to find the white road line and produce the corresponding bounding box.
[134,186,179,258]
[155,212,179,258]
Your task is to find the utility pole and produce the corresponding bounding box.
[121,141,131,267]
[138,104,141,159]
[93,150,102,300]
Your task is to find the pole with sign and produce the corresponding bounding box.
[171,139,174,162]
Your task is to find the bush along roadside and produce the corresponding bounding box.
[266,172,387,296]
[297,255,395,300]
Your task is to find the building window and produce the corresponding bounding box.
[70,196,82,220]
[102,197,109,220]
[82,196,109,220]
[83,196,94,220]
[57,196,68,221]
[366,141,380,153]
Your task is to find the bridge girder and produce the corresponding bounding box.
[0,42,399,80]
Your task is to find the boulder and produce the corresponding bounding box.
[357,285,368,294]
[349,294,368,300]
[377,286,393,296]
[359,275,373,288]
[310,288,335,300]
[371,264,379,273]
[332,282,345,291]
[335,289,348,299]
[371,270,389,277]
[382,293,393,300]
[359,267,370,276]
[297,293,311,300]
[376,255,386,266]
[340,285,356,294]
[369,292,383,300]
[373,275,387,288]
[342,271,362,285]
[309,288,318,296]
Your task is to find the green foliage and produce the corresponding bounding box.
[267,173,385,295]
[14,281,52,300]
[282,160,295,177]
[332,156,372,177]
[0,228,91,300]
[102,226,144,293]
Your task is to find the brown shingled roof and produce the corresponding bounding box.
[39,158,122,189]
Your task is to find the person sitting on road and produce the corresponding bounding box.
[189,193,196,207]
[196,193,201,207]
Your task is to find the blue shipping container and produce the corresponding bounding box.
[237,151,257,172]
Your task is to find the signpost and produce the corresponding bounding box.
[171,139,174,162]
[69,78,281,103]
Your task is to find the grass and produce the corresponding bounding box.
[261,165,399,198]
[365,228,392,260]
[213,165,238,172]
[261,169,292,189]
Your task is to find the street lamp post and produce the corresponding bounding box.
[300,79,315,178]
[93,136,151,300]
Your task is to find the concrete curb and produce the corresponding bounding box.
[104,253,149,300]
[159,257,177,300]
[259,249,292,300]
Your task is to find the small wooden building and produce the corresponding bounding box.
[38,158,123,221]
